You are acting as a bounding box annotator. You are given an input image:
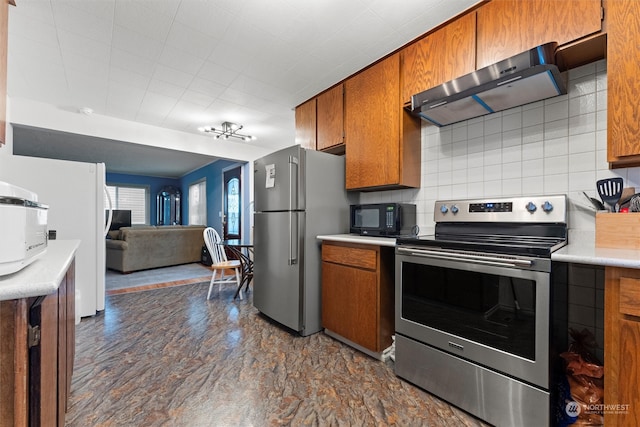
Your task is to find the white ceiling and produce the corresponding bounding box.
[7,0,479,178]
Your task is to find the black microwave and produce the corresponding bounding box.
[350,203,417,237]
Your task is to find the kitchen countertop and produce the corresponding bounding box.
[0,240,80,301]
[552,230,640,269]
[317,234,398,247]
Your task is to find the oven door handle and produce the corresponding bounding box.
[396,247,533,268]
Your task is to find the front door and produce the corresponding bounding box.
[223,166,241,240]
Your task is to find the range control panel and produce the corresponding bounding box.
[469,202,513,213]
[434,195,567,223]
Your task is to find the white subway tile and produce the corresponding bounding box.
[544,118,569,139]
[484,164,502,181]
[467,136,484,154]
[544,173,569,193]
[569,170,597,191]
[545,99,569,121]
[569,93,596,117]
[522,159,544,177]
[484,133,501,151]
[569,151,596,173]
[569,132,596,154]
[503,111,523,132]
[484,148,502,166]
[468,166,484,182]
[484,115,502,135]
[502,162,522,179]
[483,180,502,197]
[522,140,544,160]
[467,181,484,197]
[468,122,484,139]
[523,124,544,144]
[522,176,544,194]
[451,183,467,198]
[523,106,544,127]
[568,74,597,98]
[452,125,468,143]
[438,170,453,185]
[569,62,596,80]
[545,136,569,157]
[569,112,596,136]
[503,145,522,163]
[544,155,568,175]
[502,177,522,195]
[502,128,522,148]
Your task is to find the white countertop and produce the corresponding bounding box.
[553,230,640,268]
[0,240,80,301]
[317,233,398,247]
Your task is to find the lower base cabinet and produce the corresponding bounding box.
[321,241,394,355]
[605,266,640,427]
[0,259,75,426]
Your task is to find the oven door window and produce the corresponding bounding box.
[402,262,536,360]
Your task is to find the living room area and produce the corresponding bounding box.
[104,159,252,297]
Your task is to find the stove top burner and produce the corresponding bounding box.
[396,233,567,258]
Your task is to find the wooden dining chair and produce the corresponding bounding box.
[203,227,243,300]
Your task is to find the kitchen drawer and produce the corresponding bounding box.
[619,277,640,317]
[322,243,377,270]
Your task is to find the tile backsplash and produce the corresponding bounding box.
[360,59,638,235]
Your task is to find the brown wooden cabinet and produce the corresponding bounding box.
[294,98,316,150]
[476,0,602,69]
[295,84,345,154]
[607,0,640,167]
[321,241,394,355]
[0,259,76,427]
[344,53,421,191]
[401,12,476,105]
[316,84,344,153]
[604,266,640,426]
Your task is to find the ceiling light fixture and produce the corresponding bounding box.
[198,122,257,141]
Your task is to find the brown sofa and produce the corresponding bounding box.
[106,225,206,273]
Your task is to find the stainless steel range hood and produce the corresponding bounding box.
[409,42,566,127]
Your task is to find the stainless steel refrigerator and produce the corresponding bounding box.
[253,144,350,336]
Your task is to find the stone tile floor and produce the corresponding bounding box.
[66,282,487,427]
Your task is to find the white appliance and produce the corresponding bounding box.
[0,181,48,275]
[0,155,107,317]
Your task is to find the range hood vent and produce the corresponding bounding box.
[409,42,567,127]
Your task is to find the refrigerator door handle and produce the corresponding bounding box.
[288,211,298,265]
[288,155,299,211]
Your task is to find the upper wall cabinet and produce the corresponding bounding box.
[345,54,421,191]
[295,84,345,154]
[476,0,603,69]
[317,84,345,153]
[401,12,476,105]
[607,0,640,167]
[294,98,316,150]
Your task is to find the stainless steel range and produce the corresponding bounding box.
[395,195,569,427]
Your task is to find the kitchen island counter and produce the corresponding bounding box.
[0,239,80,301]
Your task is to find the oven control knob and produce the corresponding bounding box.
[542,201,554,212]
[440,204,449,214]
[451,205,459,214]
[526,201,537,213]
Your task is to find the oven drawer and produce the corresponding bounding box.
[395,334,551,427]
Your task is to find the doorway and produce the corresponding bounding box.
[223,166,242,240]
